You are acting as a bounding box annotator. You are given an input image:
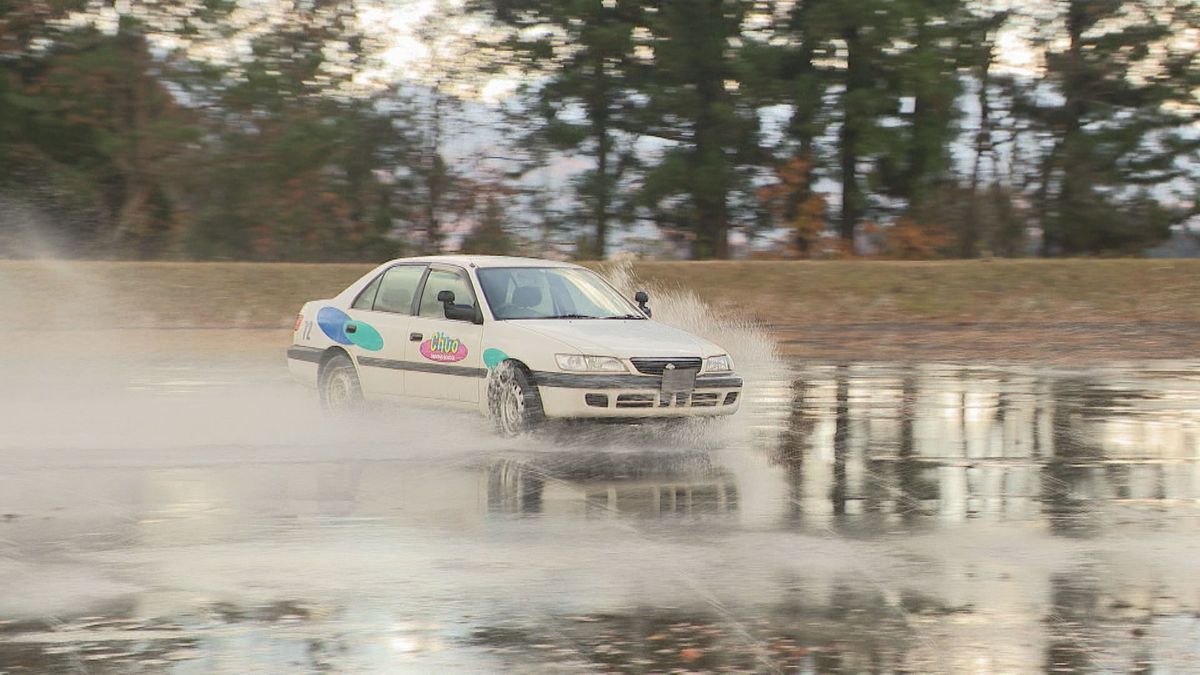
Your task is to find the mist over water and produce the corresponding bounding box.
[2,260,1200,671]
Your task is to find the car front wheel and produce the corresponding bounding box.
[488,362,545,436]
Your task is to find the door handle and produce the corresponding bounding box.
[345,323,357,334]
[410,332,423,342]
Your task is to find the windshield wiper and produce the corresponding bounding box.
[546,313,599,319]
[603,314,646,320]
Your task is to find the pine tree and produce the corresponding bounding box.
[770,0,1000,256]
[483,0,646,258]
[1,16,201,257]
[771,0,911,253]
[1024,0,1199,254]
[633,0,763,259]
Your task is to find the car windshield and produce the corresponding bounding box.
[477,267,645,320]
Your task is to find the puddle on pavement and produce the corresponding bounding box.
[1,360,1198,672]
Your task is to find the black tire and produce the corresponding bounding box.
[319,352,364,414]
[488,362,545,436]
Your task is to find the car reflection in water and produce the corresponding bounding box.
[485,450,738,519]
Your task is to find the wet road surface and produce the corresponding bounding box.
[2,353,1199,673]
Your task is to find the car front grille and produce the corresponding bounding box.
[629,357,702,375]
[608,391,730,409]
[615,393,657,409]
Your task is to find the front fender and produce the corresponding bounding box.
[479,322,581,375]
[476,323,583,416]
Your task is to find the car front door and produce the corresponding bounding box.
[346,263,426,398]
[404,264,485,403]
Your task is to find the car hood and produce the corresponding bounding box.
[512,319,724,358]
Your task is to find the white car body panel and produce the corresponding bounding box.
[515,320,723,358]
[286,256,743,420]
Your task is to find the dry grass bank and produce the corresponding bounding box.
[2,259,1197,361]
[620,259,1200,325]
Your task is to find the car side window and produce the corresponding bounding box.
[351,274,383,310]
[373,265,425,314]
[419,268,475,319]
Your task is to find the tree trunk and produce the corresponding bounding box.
[965,49,994,258]
[839,26,865,253]
[907,19,933,211]
[691,82,729,260]
[688,37,731,260]
[425,93,444,254]
[1053,1,1088,257]
[693,190,729,259]
[594,126,609,259]
[590,58,611,260]
[111,29,154,257]
[1037,143,1058,258]
[786,0,819,221]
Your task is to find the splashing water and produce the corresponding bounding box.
[595,260,793,459]
[0,255,793,462]
[600,259,788,386]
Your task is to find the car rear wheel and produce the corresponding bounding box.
[488,362,544,436]
[320,353,363,414]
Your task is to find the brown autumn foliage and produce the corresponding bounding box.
[881,217,950,260]
[757,156,829,258]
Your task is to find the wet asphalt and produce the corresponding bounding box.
[1,351,1199,673]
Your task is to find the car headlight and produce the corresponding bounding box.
[705,354,733,372]
[555,354,628,373]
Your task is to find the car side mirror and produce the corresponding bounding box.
[439,290,483,324]
[634,290,651,318]
[444,304,477,322]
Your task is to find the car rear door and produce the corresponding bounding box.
[345,263,426,398]
[404,264,486,403]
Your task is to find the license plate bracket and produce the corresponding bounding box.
[660,367,698,396]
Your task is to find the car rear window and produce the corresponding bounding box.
[352,274,383,310]
[372,265,425,314]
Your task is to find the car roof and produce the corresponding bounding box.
[382,255,582,270]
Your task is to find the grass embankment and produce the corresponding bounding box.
[2,259,1198,361]
[625,259,1200,361]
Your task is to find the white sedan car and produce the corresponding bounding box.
[287,255,742,435]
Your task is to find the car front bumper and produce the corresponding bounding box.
[531,371,743,418]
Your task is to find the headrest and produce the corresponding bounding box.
[511,286,542,308]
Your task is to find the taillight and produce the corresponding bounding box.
[293,313,304,332]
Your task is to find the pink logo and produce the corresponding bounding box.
[420,331,468,362]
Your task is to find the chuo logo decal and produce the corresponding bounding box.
[420,331,467,363]
[316,307,384,351]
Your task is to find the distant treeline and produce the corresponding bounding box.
[0,1,1196,261]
